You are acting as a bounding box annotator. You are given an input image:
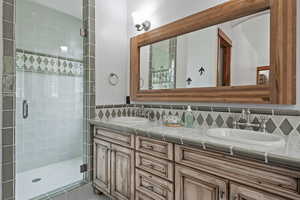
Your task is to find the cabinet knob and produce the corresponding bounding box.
[144,145,154,150]
[146,185,154,191]
[145,164,154,169]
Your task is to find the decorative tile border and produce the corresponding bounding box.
[95,104,300,137]
[16,49,83,76]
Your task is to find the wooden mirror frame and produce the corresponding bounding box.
[130,0,296,104]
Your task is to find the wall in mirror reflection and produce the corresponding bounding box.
[140,10,270,90]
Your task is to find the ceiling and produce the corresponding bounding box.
[28,0,82,19]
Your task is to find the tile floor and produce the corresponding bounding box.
[52,184,110,200]
[16,157,83,200]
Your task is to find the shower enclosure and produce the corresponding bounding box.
[15,0,84,199]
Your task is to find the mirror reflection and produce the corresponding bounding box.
[140,10,270,90]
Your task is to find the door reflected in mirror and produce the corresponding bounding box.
[140,10,270,90]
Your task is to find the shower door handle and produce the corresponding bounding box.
[23,100,29,119]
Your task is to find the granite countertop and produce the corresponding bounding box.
[89,119,300,171]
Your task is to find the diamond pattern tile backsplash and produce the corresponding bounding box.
[95,104,300,138]
[16,49,83,76]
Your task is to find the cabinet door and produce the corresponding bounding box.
[111,144,135,200]
[230,183,291,200]
[175,164,228,200]
[93,138,111,194]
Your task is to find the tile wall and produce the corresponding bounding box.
[16,70,83,172]
[82,0,96,183]
[95,104,300,144]
[1,0,16,199]
[16,49,83,77]
[15,49,84,172]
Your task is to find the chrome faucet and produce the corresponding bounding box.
[241,109,251,123]
[136,105,146,117]
[233,109,267,132]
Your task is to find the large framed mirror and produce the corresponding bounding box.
[130,0,296,104]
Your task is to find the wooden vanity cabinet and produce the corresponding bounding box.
[93,127,300,200]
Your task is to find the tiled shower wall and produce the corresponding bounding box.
[16,70,83,173]
[0,0,95,199]
[15,49,83,172]
[16,0,83,60]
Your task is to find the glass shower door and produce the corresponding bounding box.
[15,0,84,199]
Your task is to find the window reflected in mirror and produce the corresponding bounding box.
[140,10,270,90]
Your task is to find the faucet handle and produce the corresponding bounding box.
[259,115,268,122]
[241,109,248,120]
[259,115,267,132]
[242,108,251,115]
[246,109,251,115]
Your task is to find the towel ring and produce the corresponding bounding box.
[108,73,120,86]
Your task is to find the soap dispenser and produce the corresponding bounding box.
[185,105,194,128]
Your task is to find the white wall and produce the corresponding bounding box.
[179,26,218,88]
[127,0,228,37]
[176,37,188,88]
[140,46,150,90]
[127,0,300,109]
[95,0,128,105]
[230,13,270,86]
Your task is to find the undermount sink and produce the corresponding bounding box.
[111,117,148,124]
[206,128,285,150]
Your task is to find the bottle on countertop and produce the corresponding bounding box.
[185,105,194,128]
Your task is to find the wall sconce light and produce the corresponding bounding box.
[135,20,151,31]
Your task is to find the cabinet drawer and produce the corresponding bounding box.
[136,169,174,200]
[230,183,291,200]
[136,136,173,160]
[175,145,300,199]
[95,127,134,148]
[135,191,155,200]
[136,152,174,182]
